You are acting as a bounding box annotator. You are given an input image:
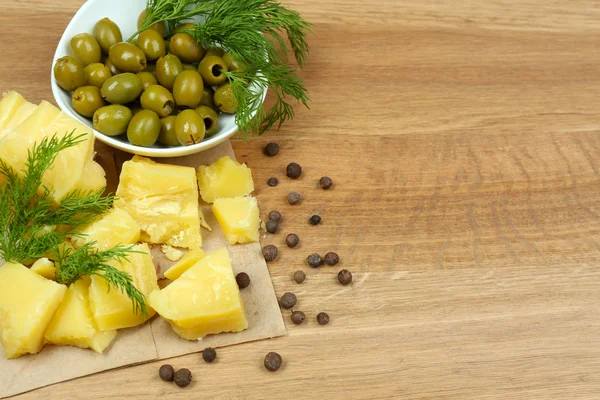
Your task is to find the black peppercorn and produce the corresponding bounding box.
[264,352,283,371]
[268,210,282,222]
[280,292,297,309]
[317,312,330,325]
[262,245,278,262]
[324,252,339,266]
[159,364,174,381]
[293,270,306,283]
[286,233,300,248]
[202,347,217,363]
[307,253,323,268]
[267,177,279,187]
[319,176,333,190]
[286,163,302,179]
[338,269,352,285]
[291,311,306,325]
[266,220,279,234]
[287,192,301,205]
[264,142,280,156]
[236,272,251,289]
[309,215,321,225]
[174,368,192,387]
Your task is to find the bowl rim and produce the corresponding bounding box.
[50,0,267,158]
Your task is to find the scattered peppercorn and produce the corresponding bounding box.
[264,352,283,371]
[266,220,279,234]
[291,311,306,325]
[202,347,217,363]
[159,364,175,381]
[286,163,302,179]
[236,272,251,289]
[268,210,282,222]
[324,252,339,266]
[262,245,278,262]
[338,269,353,285]
[286,233,300,248]
[287,192,301,205]
[174,368,192,387]
[293,270,306,283]
[267,177,279,187]
[307,253,323,268]
[280,292,297,309]
[264,142,280,156]
[317,312,330,325]
[320,176,333,190]
[309,215,321,225]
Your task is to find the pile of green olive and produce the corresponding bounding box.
[53,11,241,147]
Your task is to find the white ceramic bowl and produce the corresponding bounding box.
[51,0,266,157]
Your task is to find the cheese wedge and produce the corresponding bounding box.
[196,156,254,203]
[13,100,61,141]
[148,248,248,340]
[163,248,206,281]
[88,243,158,331]
[0,91,26,131]
[115,156,203,249]
[31,257,57,280]
[45,277,117,354]
[71,207,141,251]
[212,196,260,244]
[0,262,67,359]
[4,102,38,131]
[75,159,107,194]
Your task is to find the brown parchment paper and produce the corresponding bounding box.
[0,140,286,399]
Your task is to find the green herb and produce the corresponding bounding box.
[134,0,312,137]
[55,243,148,316]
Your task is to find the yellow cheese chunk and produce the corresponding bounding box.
[148,248,248,340]
[74,159,107,194]
[196,156,254,203]
[212,196,260,244]
[88,243,158,331]
[0,263,67,359]
[31,257,56,280]
[12,100,61,141]
[45,278,117,354]
[163,248,206,281]
[161,244,184,262]
[4,102,37,131]
[115,156,203,249]
[71,208,141,251]
[0,91,26,131]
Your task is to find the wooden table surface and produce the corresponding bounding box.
[3,0,600,398]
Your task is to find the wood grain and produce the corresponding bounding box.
[2,0,600,398]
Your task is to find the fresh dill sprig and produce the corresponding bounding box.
[55,243,148,317]
[0,132,113,263]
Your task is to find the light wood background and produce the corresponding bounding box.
[3,0,600,398]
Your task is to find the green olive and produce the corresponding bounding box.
[84,63,112,88]
[158,115,179,146]
[93,105,132,136]
[54,56,87,91]
[93,18,122,55]
[169,33,204,64]
[173,70,204,108]
[213,82,238,114]
[140,85,174,117]
[100,73,143,104]
[194,105,219,137]
[105,57,121,75]
[108,42,147,72]
[172,23,196,35]
[127,109,160,147]
[138,29,166,61]
[155,54,182,89]
[223,52,246,73]
[137,9,167,38]
[197,55,228,86]
[198,86,215,109]
[182,63,197,71]
[70,33,102,67]
[175,109,205,145]
[203,47,225,59]
[137,71,158,90]
[72,86,105,117]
